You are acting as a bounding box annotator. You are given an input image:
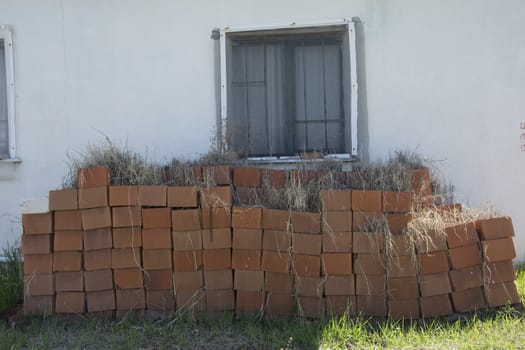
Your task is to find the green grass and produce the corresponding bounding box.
[0,244,23,315]
[1,267,524,349]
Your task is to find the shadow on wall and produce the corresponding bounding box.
[354,18,370,163]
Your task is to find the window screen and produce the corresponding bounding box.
[0,40,8,158]
[228,34,346,157]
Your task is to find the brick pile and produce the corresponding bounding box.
[21,165,521,319]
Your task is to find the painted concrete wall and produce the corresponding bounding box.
[0,0,524,259]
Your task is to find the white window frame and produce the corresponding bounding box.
[219,18,358,160]
[0,25,17,161]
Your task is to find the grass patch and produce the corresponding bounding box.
[2,266,524,349]
[0,244,23,315]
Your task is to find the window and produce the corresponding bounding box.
[219,20,358,159]
[0,25,16,160]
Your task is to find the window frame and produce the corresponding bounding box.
[0,25,17,161]
[218,18,358,160]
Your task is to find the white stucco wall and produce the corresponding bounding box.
[0,0,524,259]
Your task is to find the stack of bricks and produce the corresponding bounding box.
[21,165,522,319]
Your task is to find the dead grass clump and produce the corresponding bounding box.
[63,138,161,189]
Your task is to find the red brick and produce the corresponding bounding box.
[206,289,235,312]
[146,290,174,311]
[175,290,206,313]
[387,255,417,278]
[411,168,432,197]
[233,229,262,250]
[55,292,85,313]
[202,165,231,185]
[53,251,82,271]
[388,234,414,256]
[236,290,265,314]
[295,276,324,297]
[54,230,83,251]
[202,229,231,249]
[483,261,516,284]
[142,228,172,250]
[112,206,142,228]
[262,251,290,273]
[202,249,231,270]
[234,186,262,206]
[356,274,386,296]
[266,293,294,317]
[233,167,262,187]
[22,235,51,255]
[232,249,261,270]
[389,299,420,320]
[449,265,483,291]
[172,230,202,251]
[485,282,520,307]
[451,287,486,313]
[354,254,385,275]
[445,222,479,249]
[49,189,78,211]
[232,207,262,229]
[189,166,204,183]
[262,209,290,231]
[172,209,201,231]
[84,249,111,271]
[322,231,352,253]
[144,269,173,290]
[325,275,355,296]
[167,186,198,208]
[419,272,452,297]
[356,295,387,317]
[201,207,231,229]
[292,233,322,255]
[414,230,447,254]
[54,210,82,231]
[109,185,138,207]
[114,268,144,289]
[264,168,287,188]
[84,228,112,250]
[200,186,232,208]
[326,295,356,317]
[81,207,111,230]
[297,297,325,318]
[173,250,202,271]
[417,251,449,274]
[352,211,384,232]
[78,186,108,209]
[173,271,203,292]
[386,213,412,235]
[322,211,352,233]
[143,249,172,270]
[22,213,52,234]
[383,191,413,213]
[352,190,382,212]
[264,272,293,294]
[203,269,233,290]
[476,216,514,240]
[113,227,142,248]
[291,211,321,234]
[142,208,171,229]
[481,238,516,263]
[420,294,453,318]
[24,273,54,296]
[84,269,113,291]
[116,288,146,310]
[112,248,142,269]
[353,232,384,254]
[292,254,321,277]
[388,277,419,300]
[55,271,84,292]
[449,244,482,269]
[234,270,264,291]
[263,230,291,252]
[137,185,167,207]
[24,295,54,316]
[320,190,352,211]
[436,203,463,213]
[77,166,110,188]
[86,290,115,312]
[322,253,352,275]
